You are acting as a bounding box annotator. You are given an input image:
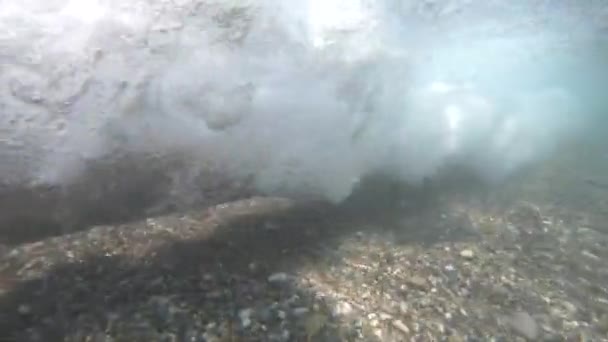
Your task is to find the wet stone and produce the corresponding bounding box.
[406,275,428,291]
[506,311,539,340]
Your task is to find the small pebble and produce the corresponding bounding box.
[18,304,31,315]
[239,308,253,328]
[406,275,428,290]
[597,314,608,333]
[561,301,578,315]
[202,332,220,341]
[334,302,353,316]
[581,250,600,261]
[399,302,409,314]
[373,328,384,339]
[268,272,289,283]
[460,249,475,259]
[488,285,510,305]
[392,319,410,335]
[379,312,392,320]
[506,311,539,340]
[293,307,310,317]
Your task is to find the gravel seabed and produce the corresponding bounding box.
[1,146,608,342]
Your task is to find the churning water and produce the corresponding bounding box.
[0,0,607,205]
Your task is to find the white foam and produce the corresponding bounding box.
[0,0,600,202]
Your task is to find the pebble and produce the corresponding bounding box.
[285,294,300,305]
[406,275,428,290]
[581,250,600,261]
[506,311,539,340]
[379,312,392,320]
[460,249,475,259]
[239,308,253,328]
[18,304,31,315]
[435,322,445,334]
[399,301,409,314]
[202,331,220,342]
[597,314,608,333]
[293,307,310,317]
[268,272,289,283]
[392,319,410,335]
[333,301,354,316]
[560,301,578,315]
[258,307,274,322]
[488,285,510,305]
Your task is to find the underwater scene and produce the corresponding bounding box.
[0,0,608,340]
